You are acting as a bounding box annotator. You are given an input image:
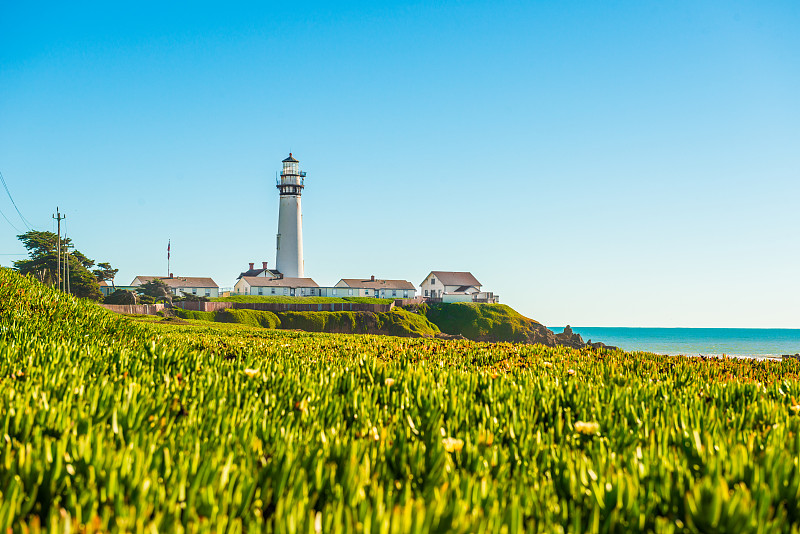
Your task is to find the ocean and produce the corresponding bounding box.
[548,327,800,359]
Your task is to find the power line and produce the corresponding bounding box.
[0,204,22,233]
[0,170,34,230]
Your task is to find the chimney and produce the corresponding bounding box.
[249,262,254,270]
[371,275,375,281]
[262,261,268,269]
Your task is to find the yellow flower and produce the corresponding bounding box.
[790,398,800,413]
[384,378,396,387]
[574,421,600,435]
[243,368,260,378]
[442,437,464,453]
[542,361,553,368]
[567,368,576,376]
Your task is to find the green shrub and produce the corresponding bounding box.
[216,308,281,329]
[103,288,138,304]
[342,297,395,305]
[173,308,216,322]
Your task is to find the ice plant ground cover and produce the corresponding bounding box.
[1,268,800,533]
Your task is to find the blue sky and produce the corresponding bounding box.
[1,1,798,327]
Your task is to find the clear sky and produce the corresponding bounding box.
[1,1,798,327]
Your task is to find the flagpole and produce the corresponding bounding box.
[167,239,171,278]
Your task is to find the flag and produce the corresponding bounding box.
[167,240,171,260]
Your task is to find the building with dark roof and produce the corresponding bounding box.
[420,271,499,303]
[320,276,416,299]
[234,275,319,297]
[237,261,279,280]
[130,275,220,298]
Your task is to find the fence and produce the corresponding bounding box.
[178,301,234,312]
[176,301,394,313]
[100,304,166,315]
[394,297,424,307]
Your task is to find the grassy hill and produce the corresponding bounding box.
[174,306,440,338]
[424,302,557,344]
[2,267,800,532]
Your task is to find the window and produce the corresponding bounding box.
[333,289,338,296]
[205,290,211,297]
[258,288,263,295]
[271,288,276,294]
[284,288,288,295]
[404,290,408,298]
[348,289,353,295]
[392,290,397,297]
[425,290,429,296]
[431,278,435,285]
[192,288,197,295]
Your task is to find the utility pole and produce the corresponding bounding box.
[53,207,65,290]
[64,242,71,295]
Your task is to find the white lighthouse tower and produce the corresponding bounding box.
[275,153,305,278]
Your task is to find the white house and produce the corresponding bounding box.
[420,271,499,303]
[234,276,319,297]
[319,276,416,299]
[131,275,220,298]
[237,262,279,280]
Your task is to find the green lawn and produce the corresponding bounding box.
[212,295,394,305]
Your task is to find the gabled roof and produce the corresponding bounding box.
[239,276,319,288]
[237,268,279,280]
[455,285,478,293]
[133,276,218,288]
[338,278,416,290]
[425,271,482,288]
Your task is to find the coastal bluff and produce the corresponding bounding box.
[171,300,615,349]
[424,303,616,350]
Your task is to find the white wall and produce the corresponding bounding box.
[443,293,473,303]
[276,195,304,278]
[173,286,219,298]
[420,273,441,298]
[236,279,317,297]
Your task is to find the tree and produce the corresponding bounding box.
[13,231,59,285]
[103,289,138,305]
[14,230,102,300]
[137,278,173,304]
[93,262,119,288]
[180,291,209,302]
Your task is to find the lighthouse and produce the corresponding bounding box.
[275,153,305,278]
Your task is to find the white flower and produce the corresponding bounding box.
[574,421,600,435]
[442,437,464,452]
